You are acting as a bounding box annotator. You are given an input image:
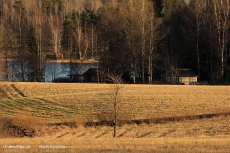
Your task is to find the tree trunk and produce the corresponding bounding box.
[213,0,230,82]
[113,100,117,137]
[196,30,200,82]
[91,24,94,59]
[141,0,145,84]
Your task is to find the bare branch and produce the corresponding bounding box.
[107,73,124,84]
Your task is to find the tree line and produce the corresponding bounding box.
[0,0,229,84]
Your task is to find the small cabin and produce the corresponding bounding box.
[67,68,99,83]
[166,68,198,85]
[67,68,113,83]
[81,68,111,83]
[83,68,98,82]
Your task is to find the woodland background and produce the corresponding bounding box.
[0,0,229,84]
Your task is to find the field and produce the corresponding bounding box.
[0,82,230,152]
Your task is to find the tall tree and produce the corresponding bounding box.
[212,0,230,82]
[48,2,63,54]
[100,0,158,83]
[27,5,46,82]
[152,0,163,17]
[62,12,76,60]
[189,0,209,82]
[160,0,194,81]
[12,0,28,81]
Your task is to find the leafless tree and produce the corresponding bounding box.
[48,12,63,54]
[212,0,230,81]
[101,0,157,83]
[189,0,207,82]
[107,73,124,137]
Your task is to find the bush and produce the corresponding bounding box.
[0,83,8,99]
[0,115,47,137]
[63,117,87,128]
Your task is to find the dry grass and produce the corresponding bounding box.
[1,136,230,153]
[1,82,230,122]
[1,115,230,152]
[1,83,230,152]
[0,83,8,99]
[46,115,230,139]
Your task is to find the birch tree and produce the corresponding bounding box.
[212,0,230,82]
[141,0,146,83]
[48,11,63,54]
[189,0,209,82]
[101,0,157,83]
[12,1,27,81]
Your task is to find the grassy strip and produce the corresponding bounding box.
[0,137,230,153]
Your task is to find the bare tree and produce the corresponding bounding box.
[189,0,207,82]
[0,24,18,81]
[148,15,161,83]
[212,0,230,81]
[107,73,124,137]
[27,5,45,82]
[12,1,27,81]
[101,0,157,83]
[48,12,63,54]
[75,14,83,60]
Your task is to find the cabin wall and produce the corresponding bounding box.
[179,77,197,85]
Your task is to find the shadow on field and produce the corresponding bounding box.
[2,112,230,138]
[51,112,230,128]
[132,112,230,124]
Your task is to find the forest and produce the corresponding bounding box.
[0,0,229,84]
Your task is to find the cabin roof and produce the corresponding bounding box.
[83,68,97,75]
[174,68,198,77]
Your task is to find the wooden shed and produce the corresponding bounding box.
[82,68,112,83]
[166,68,198,85]
[83,68,98,82]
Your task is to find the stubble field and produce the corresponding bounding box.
[0,82,230,152]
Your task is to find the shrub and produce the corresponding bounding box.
[63,117,87,128]
[0,83,8,99]
[0,115,47,137]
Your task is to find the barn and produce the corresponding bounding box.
[166,68,198,85]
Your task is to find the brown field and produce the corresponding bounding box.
[1,82,230,152]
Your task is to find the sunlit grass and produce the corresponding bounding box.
[1,83,230,122]
[1,136,230,153]
[1,83,230,152]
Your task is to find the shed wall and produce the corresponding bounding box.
[179,77,197,85]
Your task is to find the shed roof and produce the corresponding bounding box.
[174,68,198,77]
[83,68,97,75]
